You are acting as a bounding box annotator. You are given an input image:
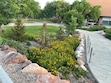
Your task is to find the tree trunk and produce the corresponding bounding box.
[42,23,47,46]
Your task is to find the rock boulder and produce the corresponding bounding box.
[36,73,70,83]
[22,63,48,74]
[5,53,27,64]
[1,45,10,51]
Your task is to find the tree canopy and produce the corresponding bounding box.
[63,9,85,27]
[88,6,101,21]
[71,0,91,19]
[0,0,41,28]
[12,0,41,18]
[42,0,70,23]
[42,0,100,28]
[64,0,100,27]
[0,0,15,26]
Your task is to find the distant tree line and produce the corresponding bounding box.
[0,0,100,34]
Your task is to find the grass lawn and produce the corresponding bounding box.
[25,26,59,36]
[3,25,59,37]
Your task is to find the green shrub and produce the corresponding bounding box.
[80,25,106,31]
[26,41,31,46]
[88,26,106,31]
[71,66,87,79]
[26,37,86,79]
[104,28,111,40]
[104,33,111,40]
[3,39,29,54]
[0,29,12,39]
[104,28,111,33]
[64,37,80,50]
[58,66,71,79]
[56,26,65,40]
[78,28,88,30]
[24,34,35,41]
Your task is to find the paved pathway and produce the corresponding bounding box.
[0,66,13,83]
[77,29,111,83]
[6,22,63,26]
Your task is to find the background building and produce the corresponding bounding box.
[87,0,111,27]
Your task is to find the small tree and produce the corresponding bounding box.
[11,19,25,42]
[67,16,78,35]
[56,26,65,40]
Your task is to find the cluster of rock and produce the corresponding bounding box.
[1,45,70,83]
[75,33,87,71]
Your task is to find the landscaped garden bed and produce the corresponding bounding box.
[0,19,88,82]
[26,37,87,79]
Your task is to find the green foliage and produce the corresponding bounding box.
[3,39,29,54]
[56,26,65,40]
[0,0,15,26]
[26,37,86,79]
[26,0,41,18]
[53,1,70,23]
[42,0,70,23]
[71,66,87,79]
[104,33,111,40]
[64,37,80,50]
[104,28,111,33]
[58,66,71,79]
[80,26,106,31]
[63,9,84,27]
[0,37,3,45]
[24,34,35,41]
[0,28,12,39]
[88,26,106,31]
[88,6,101,21]
[68,0,90,27]
[12,0,41,18]
[68,16,78,34]
[71,0,100,21]
[63,10,78,25]
[104,28,111,40]
[71,0,91,19]
[63,0,100,28]
[59,66,87,79]
[11,19,26,42]
[42,2,56,18]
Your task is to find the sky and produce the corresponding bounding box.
[34,0,75,9]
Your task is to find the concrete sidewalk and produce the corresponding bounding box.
[77,29,111,83]
[6,22,63,27]
[0,66,13,83]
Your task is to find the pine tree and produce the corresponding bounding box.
[12,19,25,41]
